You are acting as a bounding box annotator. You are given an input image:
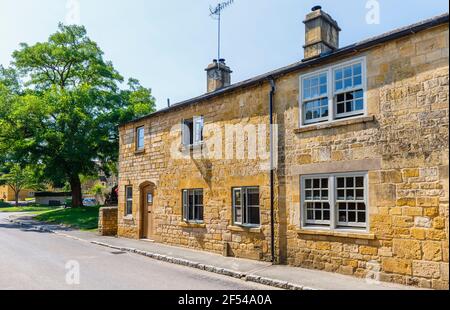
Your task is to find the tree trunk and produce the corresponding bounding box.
[15,191,19,207]
[70,174,83,208]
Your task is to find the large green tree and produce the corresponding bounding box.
[0,24,155,207]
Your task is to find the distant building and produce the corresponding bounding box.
[0,185,34,202]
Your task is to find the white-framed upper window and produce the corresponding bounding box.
[301,172,368,231]
[300,57,367,127]
[232,187,260,227]
[182,116,204,146]
[136,126,145,151]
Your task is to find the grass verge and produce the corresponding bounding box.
[0,205,59,213]
[35,206,101,231]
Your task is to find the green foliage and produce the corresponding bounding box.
[91,182,106,196]
[0,24,155,206]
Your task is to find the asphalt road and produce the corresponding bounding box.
[0,213,274,290]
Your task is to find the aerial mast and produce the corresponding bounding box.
[209,0,234,67]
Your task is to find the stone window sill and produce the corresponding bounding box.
[134,149,145,155]
[296,228,375,240]
[295,116,375,134]
[228,225,262,233]
[123,215,134,222]
[179,222,206,229]
[180,142,205,152]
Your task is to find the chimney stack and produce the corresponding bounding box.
[303,6,341,60]
[205,59,232,92]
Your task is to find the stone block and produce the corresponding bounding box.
[422,241,442,261]
[382,258,412,276]
[393,239,421,259]
[412,261,440,279]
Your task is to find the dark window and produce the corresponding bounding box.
[125,186,133,215]
[183,189,204,223]
[233,187,260,226]
[136,126,145,150]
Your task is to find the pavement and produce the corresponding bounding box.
[2,212,421,290]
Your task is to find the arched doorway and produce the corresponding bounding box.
[140,181,156,240]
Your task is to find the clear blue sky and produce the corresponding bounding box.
[1,0,448,110]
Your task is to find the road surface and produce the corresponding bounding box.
[0,213,274,290]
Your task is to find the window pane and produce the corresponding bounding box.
[357,203,366,211]
[344,67,352,78]
[356,177,364,187]
[339,211,347,222]
[337,190,345,200]
[346,177,354,187]
[355,99,364,111]
[235,206,242,223]
[305,179,312,189]
[353,63,362,75]
[247,188,259,206]
[315,210,322,220]
[346,189,355,200]
[248,207,260,225]
[313,179,320,188]
[337,178,345,188]
[126,187,133,199]
[356,189,364,200]
[348,211,356,222]
[234,190,241,205]
[304,88,311,99]
[195,205,204,221]
[313,190,321,199]
[305,190,312,200]
[354,75,362,86]
[323,210,330,221]
[346,101,353,113]
[195,191,203,205]
[358,212,366,223]
[335,69,343,80]
[307,210,314,220]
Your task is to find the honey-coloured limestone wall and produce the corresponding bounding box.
[118,23,449,288]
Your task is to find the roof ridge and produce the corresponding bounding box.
[122,12,449,126]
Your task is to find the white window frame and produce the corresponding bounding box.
[299,57,367,128]
[182,189,204,223]
[300,70,329,125]
[300,172,369,232]
[181,116,204,147]
[136,126,145,151]
[232,187,260,228]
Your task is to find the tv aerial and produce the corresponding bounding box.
[209,0,234,67]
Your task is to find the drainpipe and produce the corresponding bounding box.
[268,76,276,263]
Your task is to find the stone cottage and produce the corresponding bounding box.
[116,8,449,288]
